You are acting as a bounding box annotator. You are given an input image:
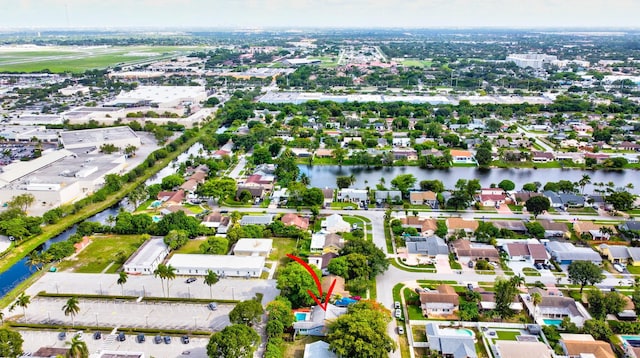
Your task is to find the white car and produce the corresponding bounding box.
[613,263,625,273]
[395,309,402,318]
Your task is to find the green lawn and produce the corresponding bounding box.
[626,265,640,274]
[495,330,523,341]
[56,235,146,273]
[330,202,358,209]
[182,203,205,214]
[174,237,206,254]
[269,237,298,268]
[400,59,433,68]
[522,267,542,276]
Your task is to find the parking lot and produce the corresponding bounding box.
[19,296,232,331]
[19,329,209,358]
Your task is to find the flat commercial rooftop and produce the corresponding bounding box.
[106,85,206,106]
[167,254,266,270]
[124,238,168,268]
[59,126,139,147]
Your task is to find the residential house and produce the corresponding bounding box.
[180,179,199,196]
[618,141,640,152]
[392,137,411,147]
[322,214,351,234]
[598,244,640,266]
[421,148,445,158]
[409,191,438,207]
[374,190,402,204]
[449,149,475,164]
[492,220,527,233]
[303,341,337,358]
[157,190,185,205]
[321,188,334,206]
[323,233,344,254]
[545,241,602,265]
[281,213,310,230]
[543,191,585,208]
[476,193,507,207]
[574,221,616,240]
[307,252,337,275]
[476,289,523,312]
[555,152,584,164]
[314,148,334,158]
[392,148,418,161]
[495,341,552,358]
[538,219,569,238]
[236,183,265,200]
[419,284,460,317]
[310,233,326,253]
[160,205,195,216]
[400,216,438,235]
[233,239,273,257]
[336,188,368,203]
[450,240,500,262]
[239,214,274,226]
[513,191,542,205]
[201,212,228,227]
[405,235,449,256]
[523,289,592,327]
[585,153,610,164]
[503,241,550,264]
[531,151,554,162]
[425,322,477,358]
[291,148,312,157]
[446,218,479,234]
[322,275,349,298]
[560,334,615,358]
[293,304,347,336]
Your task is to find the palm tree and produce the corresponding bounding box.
[164,265,176,297]
[63,297,80,327]
[66,335,89,358]
[26,252,43,271]
[299,173,310,186]
[510,274,525,288]
[117,271,128,296]
[578,174,591,195]
[153,264,167,297]
[12,292,30,321]
[531,292,542,319]
[204,270,219,299]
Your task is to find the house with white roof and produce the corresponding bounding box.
[322,214,351,234]
[336,188,368,203]
[303,341,337,358]
[123,237,170,275]
[293,304,347,336]
[167,254,266,278]
[233,239,273,257]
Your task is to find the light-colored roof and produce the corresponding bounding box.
[240,214,274,226]
[167,254,265,270]
[546,241,602,262]
[311,233,326,250]
[303,341,337,358]
[124,238,168,268]
[446,218,479,231]
[562,339,615,358]
[233,239,273,254]
[495,341,551,358]
[0,149,74,185]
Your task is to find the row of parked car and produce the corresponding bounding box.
[58,331,190,344]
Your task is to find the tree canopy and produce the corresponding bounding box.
[276,262,321,308]
[229,299,264,326]
[525,196,550,218]
[568,261,604,293]
[340,238,388,278]
[0,328,23,358]
[207,324,259,358]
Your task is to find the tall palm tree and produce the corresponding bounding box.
[66,335,88,358]
[204,270,219,299]
[12,292,30,321]
[510,274,525,288]
[26,252,43,271]
[153,264,167,297]
[578,174,591,195]
[117,271,128,296]
[531,292,542,319]
[164,265,176,297]
[63,297,80,327]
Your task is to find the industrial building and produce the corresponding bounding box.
[123,238,170,275]
[506,54,558,69]
[8,113,64,126]
[166,254,266,278]
[60,126,142,151]
[105,85,208,108]
[0,125,59,142]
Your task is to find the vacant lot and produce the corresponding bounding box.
[56,235,146,273]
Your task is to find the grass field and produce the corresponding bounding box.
[0,45,203,73]
[174,237,206,255]
[400,59,433,68]
[56,235,146,273]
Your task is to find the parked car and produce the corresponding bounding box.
[181,335,190,344]
[117,332,126,342]
[614,263,625,273]
[154,335,163,344]
[398,326,405,335]
[534,263,543,270]
[58,332,66,341]
[468,261,474,268]
[136,334,145,343]
[185,277,197,284]
[164,336,172,344]
[395,309,402,318]
[93,331,102,340]
[207,302,218,311]
[394,301,401,309]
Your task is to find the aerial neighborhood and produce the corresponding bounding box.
[2,24,640,358]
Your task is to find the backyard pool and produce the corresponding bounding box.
[295,312,309,322]
[148,200,162,209]
[543,319,563,326]
[621,335,640,347]
[441,328,474,337]
[152,215,162,223]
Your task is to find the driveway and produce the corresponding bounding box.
[435,255,452,274]
[496,203,512,215]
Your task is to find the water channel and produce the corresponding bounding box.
[0,142,204,298]
[299,165,640,194]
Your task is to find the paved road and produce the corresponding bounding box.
[516,125,554,152]
[227,155,246,179]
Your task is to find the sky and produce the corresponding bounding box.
[0,0,639,29]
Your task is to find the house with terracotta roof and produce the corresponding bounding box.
[476,193,507,207]
[446,218,479,234]
[560,334,615,358]
[409,191,438,207]
[495,341,551,358]
[314,148,334,158]
[281,213,310,230]
[574,221,616,240]
[531,151,554,162]
[538,219,569,238]
[157,190,185,205]
[449,149,475,164]
[503,241,550,264]
[400,216,438,235]
[450,240,500,262]
[419,284,459,317]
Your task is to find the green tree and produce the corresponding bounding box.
[197,177,237,203]
[336,175,354,189]
[475,146,493,166]
[494,277,518,319]
[568,261,604,293]
[207,324,259,358]
[525,196,551,218]
[523,182,540,192]
[164,264,176,297]
[578,174,591,195]
[390,174,417,198]
[229,299,264,326]
[606,190,636,211]
[274,149,299,186]
[117,271,128,295]
[163,229,189,250]
[7,193,35,213]
[10,292,30,321]
[333,147,348,165]
[419,179,445,193]
[204,270,220,299]
[124,144,138,157]
[251,146,272,165]
[99,143,119,154]
[127,185,148,210]
[340,238,388,278]
[0,328,23,358]
[582,319,613,341]
[161,174,185,190]
[66,335,89,358]
[328,300,396,358]
[200,236,229,255]
[498,180,515,191]
[62,296,80,327]
[276,262,321,308]
[266,298,295,335]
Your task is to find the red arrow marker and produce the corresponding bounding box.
[287,253,336,311]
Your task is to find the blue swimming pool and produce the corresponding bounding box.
[543,319,563,326]
[295,312,309,321]
[152,215,161,223]
[149,200,162,209]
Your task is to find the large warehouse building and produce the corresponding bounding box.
[105,85,208,108]
[167,254,266,278]
[59,126,142,151]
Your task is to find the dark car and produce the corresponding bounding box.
[58,332,66,341]
[185,277,197,284]
[164,336,172,344]
[93,331,102,340]
[154,335,163,344]
[181,335,190,344]
[534,263,543,270]
[136,334,145,343]
[117,332,126,342]
[207,302,218,311]
[468,261,474,268]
